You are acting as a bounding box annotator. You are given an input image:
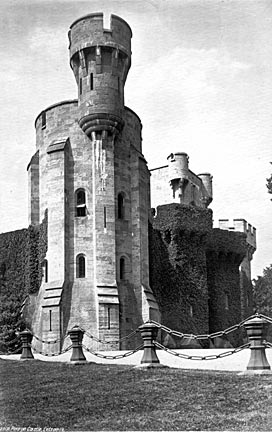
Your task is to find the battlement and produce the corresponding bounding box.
[69,13,132,59]
[218,219,256,250]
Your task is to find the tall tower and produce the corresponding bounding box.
[29,13,159,351]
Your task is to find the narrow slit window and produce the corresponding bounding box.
[49,310,52,331]
[79,77,82,95]
[120,257,125,280]
[107,307,111,329]
[76,189,86,217]
[225,294,229,310]
[104,207,107,228]
[41,111,46,129]
[90,73,93,90]
[118,77,120,93]
[43,259,48,283]
[118,193,124,219]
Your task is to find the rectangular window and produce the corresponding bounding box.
[79,78,82,95]
[107,307,111,330]
[90,73,93,90]
[49,310,52,331]
[41,111,46,129]
[104,207,107,228]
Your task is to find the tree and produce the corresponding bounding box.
[266,169,272,199]
[253,265,272,341]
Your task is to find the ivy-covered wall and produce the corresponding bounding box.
[206,229,247,346]
[149,204,248,347]
[149,204,213,347]
[0,212,47,351]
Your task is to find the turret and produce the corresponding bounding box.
[198,173,213,207]
[69,13,132,139]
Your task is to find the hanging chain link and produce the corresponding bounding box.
[264,341,272,348]
[82,343,144,359]
[258,314,272,325]
[83,328,140,345]
[0,344,23,356]
[31,344,73,357]
[32,331,69,344]
[154,341,250,360]
[148,314,258,341]
[0,334,22,346]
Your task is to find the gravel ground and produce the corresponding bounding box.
[2,347,272,372]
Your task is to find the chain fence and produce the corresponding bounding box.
[0,344,23,356]
[83,328,139,345]
[32,333,69,345]
[32,344,73,357]
[82,343,144,359]
[148,315,255,341]
[154,341,250,361]
[1,311,272,362]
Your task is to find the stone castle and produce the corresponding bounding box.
[22,13,256,349]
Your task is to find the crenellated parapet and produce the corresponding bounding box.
[218,219,256,259]
[217,219,256,320]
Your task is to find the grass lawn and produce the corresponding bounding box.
[1,359,272,431]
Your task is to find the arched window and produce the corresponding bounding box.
[75,189,86,217]
[118,193,125,219]
[76,254,86,278]
[120,257,125,280]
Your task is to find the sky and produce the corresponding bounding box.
[0,0,271,279]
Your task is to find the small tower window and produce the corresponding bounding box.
[104,206,107,229]
[79,78,82,95]
[75,189,86,217]
[108,307,111,330]
[120,257,125,280]
[189,304,193,317]
[42,259,48,283]
[117,193,125,219]
[90,73,94,90]
[76,254,86,278]
[225,294,229,310]
[49,309,52,331]
[41,111,46,129]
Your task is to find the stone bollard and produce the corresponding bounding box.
[68,326,87,364]
[244,315,271,372]
[138,322,162,367]
[20,329,34,360]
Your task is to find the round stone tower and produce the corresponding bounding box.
[69,13,132,138]
[29,13,159,352]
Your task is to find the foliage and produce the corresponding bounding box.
[266,173,272,199]
[1,360,272,430]
[149,204,212,345]
[253,264,272,316]
[0,211,48,351]
[149,204,248,347]
[206,229,247,346]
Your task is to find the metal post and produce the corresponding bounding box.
[244,315,271,372]
[68,326,87,363]
[139,323,161,365]
[20,329,34,360]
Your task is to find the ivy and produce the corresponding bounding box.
[0,211,47,351]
